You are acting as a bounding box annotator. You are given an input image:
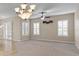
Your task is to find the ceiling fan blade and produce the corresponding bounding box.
[45,16,50,18]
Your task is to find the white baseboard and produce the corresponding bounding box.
[32,39,74,44]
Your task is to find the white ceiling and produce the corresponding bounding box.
[0,3,79,19]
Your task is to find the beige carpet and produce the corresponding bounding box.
[14,40,79,56]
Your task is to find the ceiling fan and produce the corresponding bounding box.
[40,12,53,24]
[40,12,50,20]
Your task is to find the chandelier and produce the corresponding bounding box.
[15,3,36,20]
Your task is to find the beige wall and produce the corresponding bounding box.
[0,13,74,43]
[12,16,22,41]
[74,10,79,49]
[30,13,74,43]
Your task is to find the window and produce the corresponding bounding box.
[22,22,29,35]
[58,20,68,36]
[3,22,12,40]
[33,22,40,35]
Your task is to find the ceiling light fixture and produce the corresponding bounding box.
[15,3,36,20]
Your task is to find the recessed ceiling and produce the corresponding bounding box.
[0,3,79,19]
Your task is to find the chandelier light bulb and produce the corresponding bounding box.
[28,9,32,12]
[18,14,26,20]
[23,12,32,19]
[21,3,27,10]
[18,12,32,20]
[19,10,24,14]
[15,7,20,12]
[30,5,36,10]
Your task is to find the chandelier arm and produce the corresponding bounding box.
[15,3,36,20]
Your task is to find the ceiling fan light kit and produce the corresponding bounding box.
[41,16,45,20]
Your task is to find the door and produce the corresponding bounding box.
[3,22,12,40]
[21,21,29,40]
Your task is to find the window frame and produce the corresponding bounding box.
[33,22,40,35]
[22,22,29,36]
[58,20,68,36]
